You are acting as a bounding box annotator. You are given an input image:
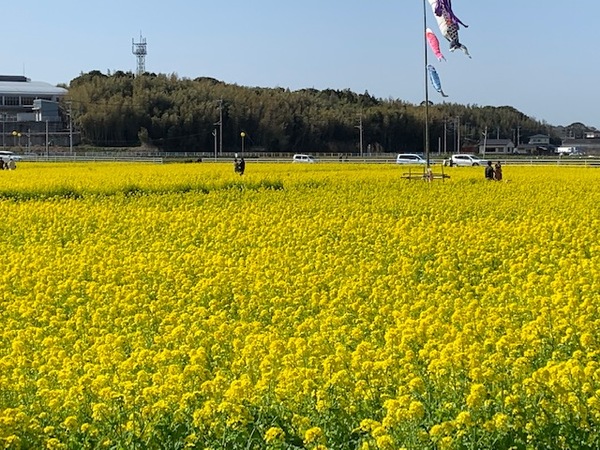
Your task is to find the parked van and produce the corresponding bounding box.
[292,154,317,163]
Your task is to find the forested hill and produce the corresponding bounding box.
[67,70,556,153]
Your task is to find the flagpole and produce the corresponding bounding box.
[423,0,431,170]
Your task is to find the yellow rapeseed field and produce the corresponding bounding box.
[0,162,599,449]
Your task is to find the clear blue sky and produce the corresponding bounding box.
[5,1,598,128]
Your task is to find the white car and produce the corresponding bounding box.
[396,153,426,164]
[292,154,317,163]
[0,150,22,163]
[445,154,488,167]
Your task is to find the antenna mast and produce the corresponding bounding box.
[132,32,147,75]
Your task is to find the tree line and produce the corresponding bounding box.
[66,70,557,154]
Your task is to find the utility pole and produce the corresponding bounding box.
[482,126,488,158]
[443,118,447,154]
[456,116,461,153]
[355,113,364,157]
[68,101,73,154]
[212,129,217,160]
[216,99,223,156]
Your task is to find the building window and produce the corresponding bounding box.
[21,97,35,106]
[4,96,20,106]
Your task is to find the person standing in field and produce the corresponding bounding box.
[494,161,503,181]
[238,157,245,175]
[485,160,494,180]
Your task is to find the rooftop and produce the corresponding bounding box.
[0,75,67,97]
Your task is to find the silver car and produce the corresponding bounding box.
[396,153,426,164]
[293,154,317,163]
[0,150,22,163]
[445,154,487,166]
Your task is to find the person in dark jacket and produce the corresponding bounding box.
[485,160,494,180]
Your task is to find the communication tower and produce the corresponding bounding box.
[132,33,147,75]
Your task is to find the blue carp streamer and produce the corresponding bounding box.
[427,65,448,97]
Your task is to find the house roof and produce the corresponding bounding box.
[480,139,514,146]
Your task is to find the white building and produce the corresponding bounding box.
[0,75,71,148]
[0,75,66,119]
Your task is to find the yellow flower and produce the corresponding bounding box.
[486,413,510,433]
[304,427,324,445]
[4,435,21,447]
[184,433,198,447]
[439,436,454,450]
[61,416,78,431]
[466,384,487,409]
[264,426,285,444]
[358,419,381,433]
[455,411,473,427]
[375,434,394,450]
[408,401,425,420]
[408,377,425,394]
[429,424,443,439]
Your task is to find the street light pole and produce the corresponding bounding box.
[240,131,246,157]
[11,130,20,148]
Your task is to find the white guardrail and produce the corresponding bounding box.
[16,154,600,166]
[20,155,164,164]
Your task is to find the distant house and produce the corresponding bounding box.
[514,134,554,155]
[478,138,515,154]
[528,134,550,145]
